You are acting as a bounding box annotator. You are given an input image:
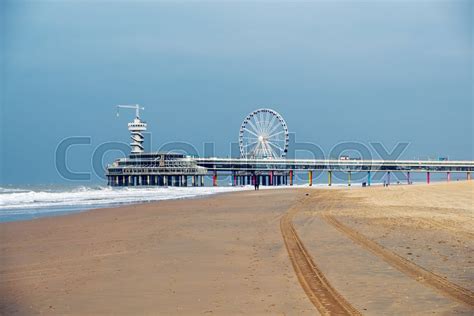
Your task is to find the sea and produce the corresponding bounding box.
[0,175,445,223]
[0,184,256,223]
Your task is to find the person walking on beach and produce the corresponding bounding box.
[254,176,260,190]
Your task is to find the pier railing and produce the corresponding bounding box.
[194,158,474,173]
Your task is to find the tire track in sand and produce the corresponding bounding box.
[322,214,474,307]
[280,199,361,315]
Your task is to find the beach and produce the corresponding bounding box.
[1,181,473,315]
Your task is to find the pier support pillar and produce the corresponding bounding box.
[447,172,451,182]
[192,176,196,187]
[289,170,293,186]
[348,171,351,187]
[387,172,391,186]
[269,172,273,186]
[213,172,217,187]
[468,172,471,181]
[367,171,371,186]
[328,171,332,186]
[183,176,187,187]
[308,170,313,186]
[407,172,410,185]
[201,175,205,187]
[427,172,430,184]
[164,176,168,186]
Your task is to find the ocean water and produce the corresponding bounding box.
[0,185,256,223]
[0,178,441,223]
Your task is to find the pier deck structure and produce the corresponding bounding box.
[107,155,474,187]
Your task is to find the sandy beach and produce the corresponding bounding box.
[1,182,473,315]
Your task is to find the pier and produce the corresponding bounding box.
[106,106,473,187]
[107,155,474,187]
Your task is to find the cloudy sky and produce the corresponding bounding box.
[1,0,472,184]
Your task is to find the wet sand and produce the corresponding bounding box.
[0,190,314,315]
[1,182,473,315]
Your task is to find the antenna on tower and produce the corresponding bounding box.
[116,104,145,118]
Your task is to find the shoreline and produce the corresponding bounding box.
[1,180,465,224]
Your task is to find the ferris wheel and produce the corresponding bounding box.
[239,108,289,159]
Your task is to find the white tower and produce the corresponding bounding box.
[116,104,147,154]
[128,117,147,154]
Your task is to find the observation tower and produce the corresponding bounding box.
[117,105,147,154]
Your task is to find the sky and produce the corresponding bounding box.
[0,0,472,185]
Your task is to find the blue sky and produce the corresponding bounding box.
[1,0,472,184]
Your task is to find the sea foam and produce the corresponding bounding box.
[0,185,253,222]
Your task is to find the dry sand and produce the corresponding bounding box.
[294,181,473,315]
[1,181,473,315]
